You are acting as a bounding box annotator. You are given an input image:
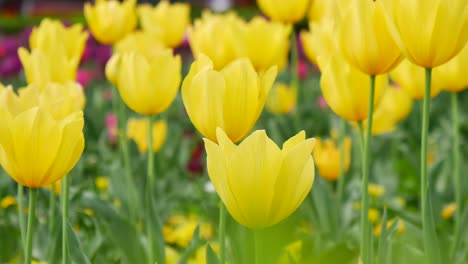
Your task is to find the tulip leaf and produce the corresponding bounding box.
[377,209,398,264]
[147,195,166,264]
[68,221,92,264]
[177,225,202,264]
[0,224,20,262]
[206,244,220,264]
[423,188,442,264]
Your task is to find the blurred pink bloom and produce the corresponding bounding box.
[102,88,114,101]
[298,59,309,80]
[76,69,94,88]
[106,113,118,145]
[317,96,328,109]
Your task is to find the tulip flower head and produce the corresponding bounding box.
[204,128,316,228]
[338,0,402,75]
[84,0,137,45]
[188,11,245,70]
[313,135,351,181]
[380,0,468,68]
[266,83,297,114]
[109,49,181,115]
[300,20,337,67]
[0,83,84,188]
[435,45,468,93]
[257,0,310,24]
[244,16,292,72]
[114,30,165,59]
[182,54,277,143]
[138,1,191,48]
[127,118,167,153]
[307,0,338,24]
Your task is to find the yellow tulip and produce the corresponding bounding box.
[257,0,310,23]
[435,45,468,93]
[0,196,16,209]
[18,47,77,85]
[320,55,387,122]
[95,176,110,191]
[266,83,297,114]
[0,86,84,188]
[127,118,167,153]
[29,19,88,67]
[313,135,351,181]
[204,128,316,228]
[307,0,338,24]
[138,1,190,48]
[300,20,336,66]
[278,240,303,264]
[244,16,291,72]
[442,203,456,220]
[182,55,277,143]
[391,60,443,100]
[188,11,245,70]
[364,85,413,135]
[374,218,405,237]
[111,50,181,115]
[338,0,402,75]
[114,30,165,59]
[165,247,180,264]
[45,180,61,195]
[368,208,380,223]
[84,0,137,45]
[188,243,220,264]
[380,0,468,68]
[368,183,385,198]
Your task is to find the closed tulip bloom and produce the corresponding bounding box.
[0,85,84,188]
[114,30,165,59]
[391,60,443,100]
[307,0,338,24]
[84,0,137,45]
[365,85,413,135]
[320,55,387,122]
[257,0,310,24]
[29,19,88,70]
[380,0,468,68]
[204,128,316,228]
[313,136,351,181]
[300,19,336,67]
[244,17,291,72]
[266,83,297,114]
[436,45,468,93]
[138,1,190,48]
[127,118,167,153]
[182,54,277,143]
[111,50,181,115]
[188,11,245,70]
[338,0,402,75]
[18,47,77,85]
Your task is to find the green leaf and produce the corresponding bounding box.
[147,195,166,264]
[178,225,202,264]
[424,188,442,264]
[67,222,91,264]
[206,244,220,264]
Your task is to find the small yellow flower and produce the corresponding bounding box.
[393,197,406,208]
[368,183,385,198]
[244,16,292,72]
[182,55,277,143]
[1,196,16,209]
[84,0,137,44]
[188,11,245,70]
[95,176,110,191]
[138,1,190,48]
[442,203,457,220]
[374,218,405,237]
[313,136,351,181]
[188,243,220,264]
[278,240,303,264]
[165,246,180,264]
[164,218,198,247]
[266,83,297,114]
[368,208,380,223]
[204,129,315,228]
[257,0,310,23]
[353,202,361,211]
[113,198,121,208]
[73,224,80,232]
[110,49,181,115]
[83,208,94,216]
[127,118,168,154]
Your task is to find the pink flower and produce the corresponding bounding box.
[105,113,118,145]
[76,69,94,88]
[317,95,328,109]
[298,59,309,80]
[102,88,114,102]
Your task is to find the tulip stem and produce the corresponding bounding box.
[254,230,262,264]
[450,91,461,257]
[48,188,56,259]
[24,188,38,264]
[61,175,70,264]
[18,184,26,253]
[336,119,346,217]
[360,75,376,264]
[421,68,432,259]
[147,115,155,264]
[290,30,299,92]
[219,202,227,263]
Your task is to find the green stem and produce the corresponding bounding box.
[147,115,155,264]
[114,90,137,221]
[336,120,347,218]
[254,230,261,264]
[61,175,70,264]
[24,188,38,264]
[360,75,376,264]
[421,68,431,257]
[18,184,26,253]
[290,30,299,91]
[219,203,227,263]
[48,188,56,259]
[451,92,461,256]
